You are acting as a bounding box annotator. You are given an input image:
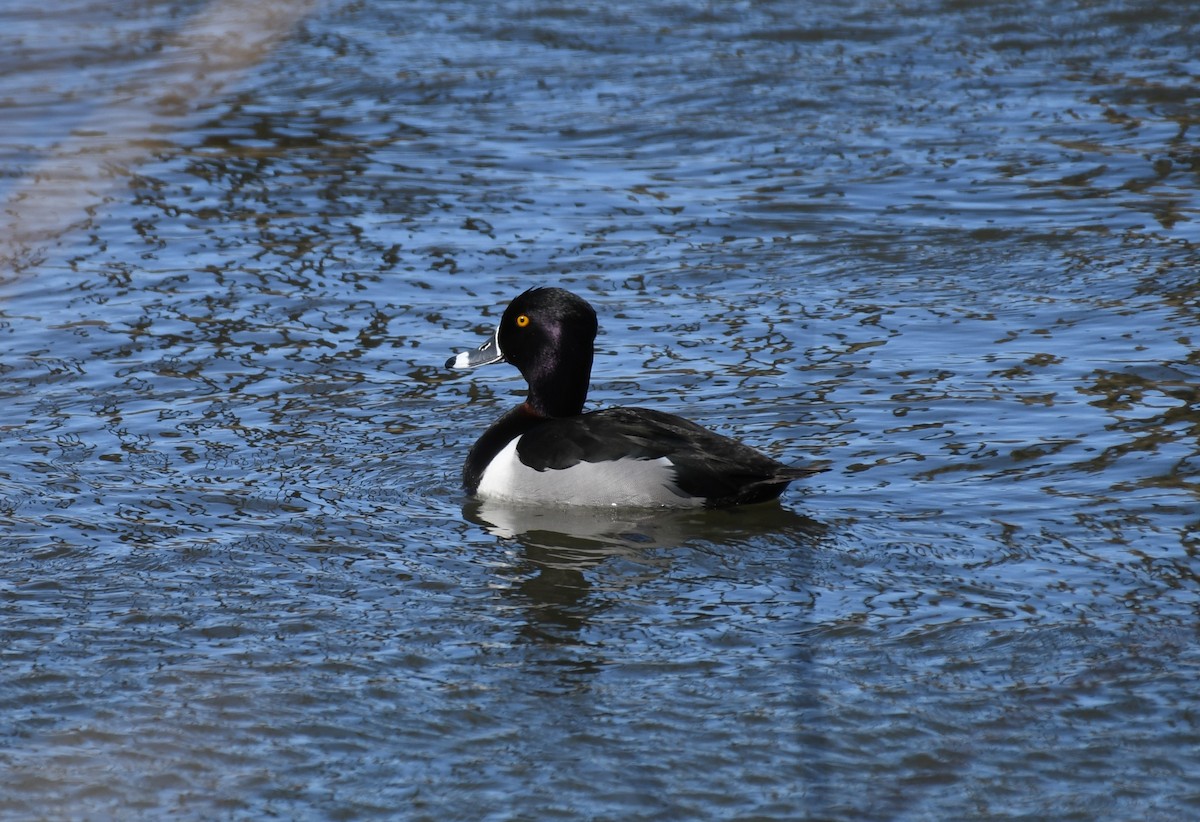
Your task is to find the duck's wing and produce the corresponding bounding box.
[516,407,821,506]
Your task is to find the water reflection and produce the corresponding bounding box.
[467,498,826,642]
[0,0,320,269]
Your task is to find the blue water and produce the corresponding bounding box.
[2,1,1199,819]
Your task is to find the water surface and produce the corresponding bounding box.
[2,0,1199,819]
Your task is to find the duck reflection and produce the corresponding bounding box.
[464,498,825,642]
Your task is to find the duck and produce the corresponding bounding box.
[445,287,821,508]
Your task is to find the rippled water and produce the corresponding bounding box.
[3,0,1199,818]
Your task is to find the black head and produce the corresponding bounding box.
[497,287,597,417]
[447,287,599,418]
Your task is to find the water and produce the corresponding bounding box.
[2,0,1199,818]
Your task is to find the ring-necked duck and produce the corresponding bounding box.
[446,287,820,507]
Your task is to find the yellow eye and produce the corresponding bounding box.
[515,314,530,328]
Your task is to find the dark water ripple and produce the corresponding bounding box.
[2,0,1200,819]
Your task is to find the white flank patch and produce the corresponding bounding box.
[476,438,703,508]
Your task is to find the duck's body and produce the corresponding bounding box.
[447,288,819,508]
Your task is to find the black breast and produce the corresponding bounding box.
[462,403,545,494]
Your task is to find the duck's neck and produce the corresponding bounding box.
[525,348,592,418]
